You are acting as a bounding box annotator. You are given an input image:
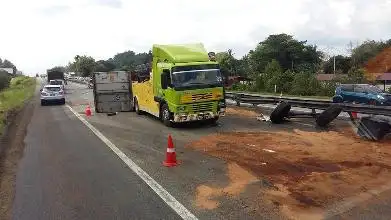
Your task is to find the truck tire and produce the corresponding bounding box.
[315,105,342,127]
[134,98,142,115]
[161,103,172,127]
[208,117,219,125]
[270,102,291,124]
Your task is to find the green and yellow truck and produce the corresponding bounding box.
[131,43,226,126]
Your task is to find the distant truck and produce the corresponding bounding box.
[47,69,65,83]
[92,43,226,126]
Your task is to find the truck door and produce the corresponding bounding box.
[93,71,133,113]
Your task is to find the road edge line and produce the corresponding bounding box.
[65,105,198,220]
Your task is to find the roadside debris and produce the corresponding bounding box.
[226,107,260,118]
[256,113,270,121]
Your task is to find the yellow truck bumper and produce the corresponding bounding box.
[173,108,225,122]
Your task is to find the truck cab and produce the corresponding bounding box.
[131,43,226,126]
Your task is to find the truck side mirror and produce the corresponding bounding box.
[161,70,170,89]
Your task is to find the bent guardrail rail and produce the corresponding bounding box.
[225,92,391,116]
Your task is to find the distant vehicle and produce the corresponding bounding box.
[47,69,65,83]
[333,84,391,106]
[40,85,65,105]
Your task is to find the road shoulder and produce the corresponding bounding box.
[0,99,35,220]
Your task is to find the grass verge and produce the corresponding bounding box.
[0,76,36,134]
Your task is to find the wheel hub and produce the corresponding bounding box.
[163,109,169,120]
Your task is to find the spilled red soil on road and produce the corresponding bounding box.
[187,128,391,219]
[225,107,260,118]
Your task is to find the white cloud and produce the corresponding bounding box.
[0,0,390,75]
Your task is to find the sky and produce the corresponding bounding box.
[1,0,391,75]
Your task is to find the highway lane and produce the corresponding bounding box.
[12,93,181,220]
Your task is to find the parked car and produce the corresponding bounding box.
[40,85,65,105]
[333,84,391,106]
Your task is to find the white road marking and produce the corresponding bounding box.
[66,105,198,220]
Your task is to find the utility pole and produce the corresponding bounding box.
[333,56,336,75]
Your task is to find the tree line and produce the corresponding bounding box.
[0,58,18,90]
[52,33,391,96]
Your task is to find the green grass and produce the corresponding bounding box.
[0,76,36,133]
[227,90,332,100]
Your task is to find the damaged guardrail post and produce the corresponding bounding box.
[235,94,242,107]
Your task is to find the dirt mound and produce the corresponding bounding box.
[187,129,391,218]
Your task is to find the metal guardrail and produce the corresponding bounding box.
[225,92,391,117]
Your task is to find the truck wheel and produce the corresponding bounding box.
[134,98,142,115]
[41,100,46,106]
[315,104,343,127]
[270,102,291,124]
[208,117,219,125]
[161,104,172,127]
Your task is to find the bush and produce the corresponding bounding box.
[0,71,11,90]
[231,82,250,91]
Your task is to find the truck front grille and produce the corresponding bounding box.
[191,93,213,101]
[191,102,214,112]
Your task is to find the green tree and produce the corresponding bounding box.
[290,72,320,96]
[95,60,116,72]
[0,59,17,74]
[263,60,293,93]
[347,67,366,83]
[323,55,352,74]
[0,70,11,90]
[72,55,96,77]
[249,34,323,74]
[48,66,66,73]
[351,40,391,67]
[110,50,152,71]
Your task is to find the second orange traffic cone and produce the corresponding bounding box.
[163,135,178,167]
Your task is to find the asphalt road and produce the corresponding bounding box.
[12,88,181,220]
[11,80,391,220]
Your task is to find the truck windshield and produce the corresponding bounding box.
[171,69,222,88]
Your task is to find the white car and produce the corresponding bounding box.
[40,85,65,105]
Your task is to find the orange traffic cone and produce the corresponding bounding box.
[85,105,92,117]
[163,135,178,167]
